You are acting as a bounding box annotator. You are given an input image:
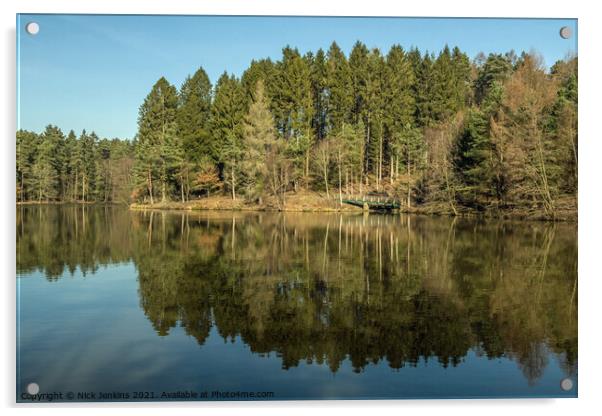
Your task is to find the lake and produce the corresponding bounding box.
[16,205,578,401]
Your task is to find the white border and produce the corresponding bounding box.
[3,1,601,415]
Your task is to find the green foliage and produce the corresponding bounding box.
[474,53,513,104]
[242,80,287,203]
[17,44,577,218]
[176,67,213,162]
[211,73,245,200]
[133,77,179,203]
[454,109,493,208]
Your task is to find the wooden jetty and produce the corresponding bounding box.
[341,193,401,211]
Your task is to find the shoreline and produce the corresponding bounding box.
[17,193,577,222]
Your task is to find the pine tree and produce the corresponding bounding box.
[32,125,64,201]
[392,124,425,208]
[413,51,435,127]
[309,48,328,141]
[79,131,98,202]
[133,77,179,203]
[211,73,245,200]
[474,53,513,104]
[454,109,492,208]
[271,47,314,190]
[325,42,353,134]
[63,130,78,201]
[384,45,416,184]
[16,130,39,201]
[241,58,275,108]
[431,45,456,122]
[95,138,112,202]
[363,48,386,187]
[242,80,287,205]
[176,67,213,162]
[451,46,472,109]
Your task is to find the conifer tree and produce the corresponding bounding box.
[384,45,416,183]
[176,67,213,161]
[16,130,39,202]
[413,52,435,127]
[392,124,425,208]
[431,45,456,122]
[242,80,287,205]
[309,49,328,141]
[241,58,275,108]
[271,47,314,190]
[32,125,64,202]
[454,109,492,208]
[133,77,179,204]
[63,130,78,201]
[325,42,353,134]
[79,131,98,202]
[211,73,245,200]
[451,46,472,109]
[474,53,513,104]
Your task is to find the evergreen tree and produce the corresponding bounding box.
[16,130,39,201]
[431,45,456,122]
[325,42,353,134]
[384,45,416,183]
[451,46,473,109]
[79,131,98,202]
[95,138,112,202]
[364,48,386,186]
[271,46,314,189]
[133,77,179,203]
[392,124,425,208]
[309,49,328,141]
[474,53,513,104]
[413,52,435,127]
[454,109,493,208]
[32,125,64,201]
[242,80,287,205]
[241,58,275,108]
[176,67,213,162]
[63,130,78,201]
[211,73,245,200]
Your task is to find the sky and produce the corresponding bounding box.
[17,14,577,139]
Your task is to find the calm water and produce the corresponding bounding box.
[16,206,578,401]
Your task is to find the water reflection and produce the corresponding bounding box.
[17,206,577,386]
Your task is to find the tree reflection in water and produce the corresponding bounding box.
[17,205,577,384]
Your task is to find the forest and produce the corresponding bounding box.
[16,42,578,219]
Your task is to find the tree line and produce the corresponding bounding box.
[16,41,577,217]
[16,128,133,203]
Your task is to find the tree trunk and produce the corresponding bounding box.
[377,134,383,191]
[323,165,329,198]
[338,149,342,205]
[305,148,310,189]
[407,150,411,209]
[21,175,25,202]
[82,174,86,203]
[147,168,154,205]
[231,165,236,200]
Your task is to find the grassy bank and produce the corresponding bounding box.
[129,191,577,221]
[130,191,363,213]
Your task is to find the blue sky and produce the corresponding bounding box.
[17,15,577,139]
